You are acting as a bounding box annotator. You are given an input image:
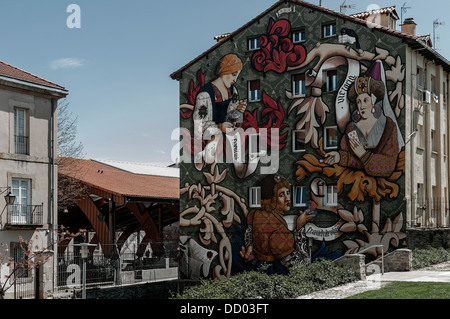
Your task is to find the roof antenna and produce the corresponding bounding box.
[433,19,445,50]
[400,2,411,24]
[340,0,356,13]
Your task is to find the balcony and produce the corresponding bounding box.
[15,135,29,155]
[6,204,44,228]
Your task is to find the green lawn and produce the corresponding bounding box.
[347,282,450,299]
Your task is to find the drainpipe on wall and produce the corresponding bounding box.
[410,50,416,227]
[447,73,450,224]
[424,60,432,226]
[50,98,56,295]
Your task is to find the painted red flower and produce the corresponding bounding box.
[252,18,307,74]
[242,91,289,150]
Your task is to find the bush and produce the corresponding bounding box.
[412,247,450,270]
[173,259,358,299]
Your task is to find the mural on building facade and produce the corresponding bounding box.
[179,12,407,279]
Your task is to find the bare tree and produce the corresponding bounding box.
[57,99,88,211]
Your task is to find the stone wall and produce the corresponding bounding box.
[334,254,366,280]
[406,228,450,250]
[366,249,412,273]
[78,279,199,299]
[334,249,413,279]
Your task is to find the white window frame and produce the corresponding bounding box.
[248,80,261,102]
[12,243,29,278]
[11,178,32,225]
[293,185,307,208]
[292,129,306,153]
[249,187,261,208]
[248,37,261,51]
[431,130,438,153]
[323,23,337,38]
[324,69,338,92]
[292,30,306,43]
[14,107,28,155]
[417,183,424,205]
[325,184,338,206]
[248,133,267,158]
[292,74,306,97]
[324,126,339,150]
[417,67,424,90]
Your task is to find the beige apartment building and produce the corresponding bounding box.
[350,6,450,228]
[0,60,68,298]
[402,20,450,228]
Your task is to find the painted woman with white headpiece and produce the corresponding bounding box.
[323,61,400,178]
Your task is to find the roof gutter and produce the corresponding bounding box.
[0,75,68,97]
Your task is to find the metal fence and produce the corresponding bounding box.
[56,241,179,292]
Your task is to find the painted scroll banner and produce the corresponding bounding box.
[304,221,344,241]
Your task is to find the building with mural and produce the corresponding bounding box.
[171,0,450,279]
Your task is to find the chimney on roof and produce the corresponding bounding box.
[401,17,417,35]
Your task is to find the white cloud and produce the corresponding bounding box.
[50,58,85,70]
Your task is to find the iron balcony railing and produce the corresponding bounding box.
[14,135,28,155]
[6,204,44,226]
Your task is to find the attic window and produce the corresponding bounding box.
[323,23,337,38]
[248,37,261,51]
[292,29,306,43]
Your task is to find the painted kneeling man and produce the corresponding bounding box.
[241,174,315,273]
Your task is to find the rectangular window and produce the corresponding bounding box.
[323,23,337,38]
[444,82,447,104]
[444,134,447,156]
[11,178,31,225]
[248,80,261,102]
[431,76,436,95]
[292,74,306,97]
[417,67,424,89]
[445,187,448,211]
[292,130,306,152]
[418,124,425,149]
[324,70,338,92]
[431,130,437,152]
[432,185,439,216]
[292,30,306,43]
[14,108,28,155]
[13,244,28,278]
[293,185,307,207]
[248,37,261,51]
[326,184,338,206]
[324,126,339,149]
[248,133,266,157]
[417,183,424,205]
[249,187,261,208]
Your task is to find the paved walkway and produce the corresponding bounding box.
[297,261,450,299]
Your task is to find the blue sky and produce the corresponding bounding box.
[0,0,448,164]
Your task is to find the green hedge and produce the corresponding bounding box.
[173,260,357,299]
[412,247,450,270]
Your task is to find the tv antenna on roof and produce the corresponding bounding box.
[400,2,411,24]
[433,19,445,50]
[340,0,356,13]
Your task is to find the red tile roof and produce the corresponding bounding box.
[349,6,399,20]
[59,158,179,200]
[170,0,450,79]
[0,59,66,90]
